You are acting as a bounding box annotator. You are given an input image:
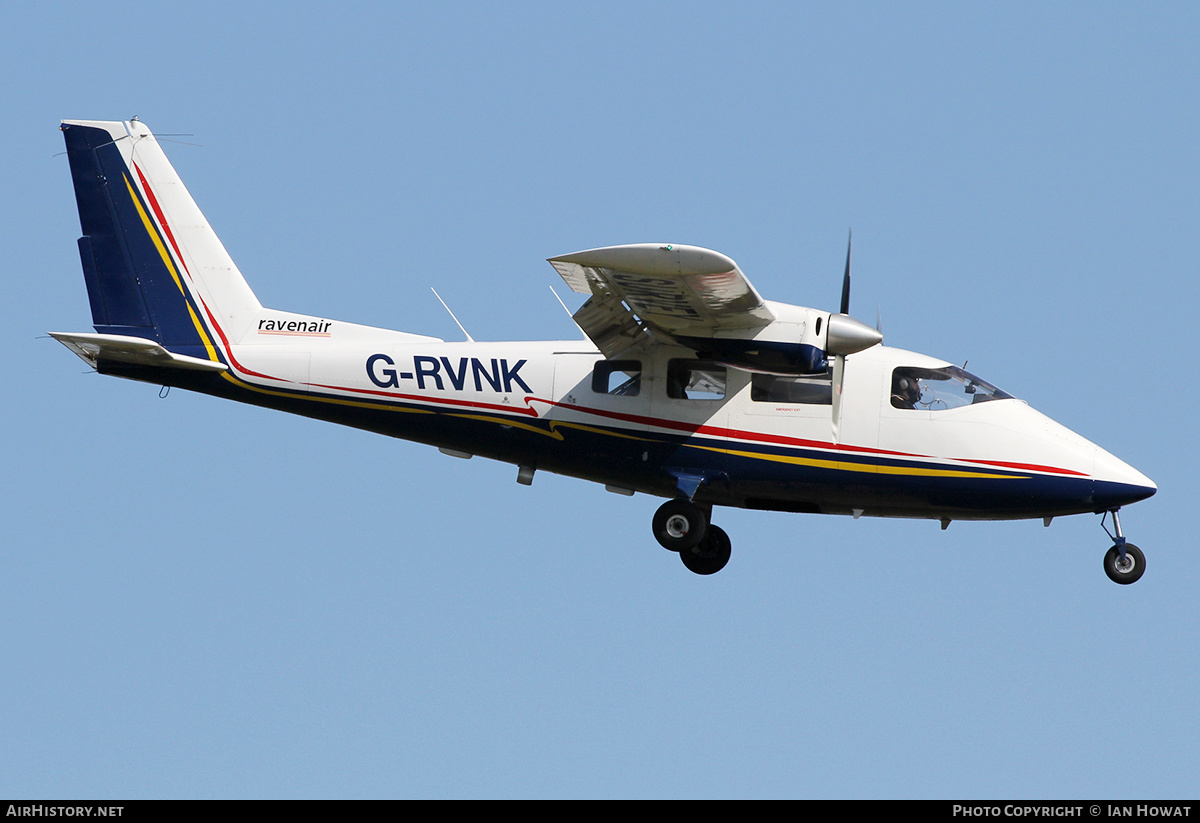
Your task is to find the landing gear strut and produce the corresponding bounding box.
[652,499,732,575]
[1101,509,1146,585]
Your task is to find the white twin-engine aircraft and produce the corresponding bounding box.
[52,119,1157,582]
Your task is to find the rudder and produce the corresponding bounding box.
[61,119,261,363]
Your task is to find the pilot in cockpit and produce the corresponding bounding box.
[891,373,921,410]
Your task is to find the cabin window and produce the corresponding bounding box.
[666,360,726,400]
[592,360,642,396]
[751,371,832,405]
[890,366,1013,410]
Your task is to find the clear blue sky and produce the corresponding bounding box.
[3,1,1197,798]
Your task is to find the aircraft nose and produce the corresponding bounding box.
[1092,446,1156,508]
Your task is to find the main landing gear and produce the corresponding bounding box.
[1101,509,1146,585]
[653,499,731,575]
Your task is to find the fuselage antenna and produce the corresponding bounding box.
[548,285,587,339]
[431,288,475,342]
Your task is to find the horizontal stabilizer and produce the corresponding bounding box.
[49,332,229,373]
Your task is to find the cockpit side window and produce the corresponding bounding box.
[890,366,1013,410]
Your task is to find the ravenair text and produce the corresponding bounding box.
[367,354,532,393]
[257,318,332,335]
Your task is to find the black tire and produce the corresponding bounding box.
[679,524,731,575]
[652,499,707,552]
[1104,543,1146,585]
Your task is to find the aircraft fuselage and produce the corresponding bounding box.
[108,333,1153,523]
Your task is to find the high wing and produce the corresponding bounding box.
[549,244,776,359]
[550,242,883,377]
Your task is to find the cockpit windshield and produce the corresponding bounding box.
[890,365,1013,411]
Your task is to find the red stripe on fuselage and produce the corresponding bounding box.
[133,162,190,281]
[307,381,543,417]
[126,166,1086,480]
[293,381,1086,478]
[131,160,284,380]
[952,457,1087,477]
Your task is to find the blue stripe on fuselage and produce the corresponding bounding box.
[174,368,1114,517]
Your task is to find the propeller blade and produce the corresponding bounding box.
[830,230,878,443]
[840,230,852,315]
[831,353,845,442]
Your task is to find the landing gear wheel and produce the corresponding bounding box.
[679,524,731,575]
[1104,543,1145,585]
[652,499,707,552]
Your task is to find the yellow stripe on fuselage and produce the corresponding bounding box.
[220,372,437,415]
[124,175,185,295]
[692,444,1021,480]
[124,175,220,362]
[448,413,565,440]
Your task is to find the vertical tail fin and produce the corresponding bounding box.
[61,119,261,363]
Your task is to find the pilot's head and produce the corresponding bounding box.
[893,375,921,408]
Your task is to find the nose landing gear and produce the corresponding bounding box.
[1101,509,1146,585]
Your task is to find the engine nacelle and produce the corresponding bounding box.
[672,308,882,375]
